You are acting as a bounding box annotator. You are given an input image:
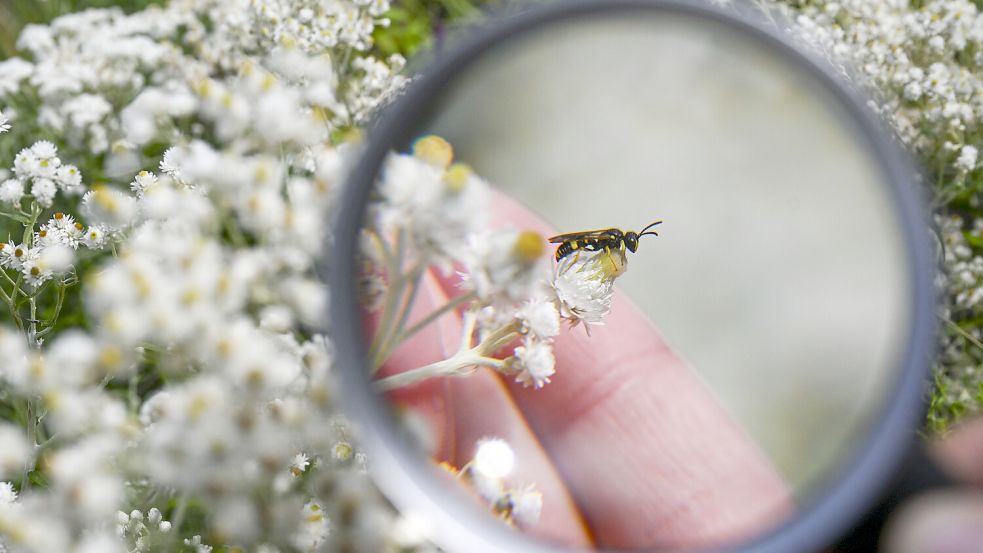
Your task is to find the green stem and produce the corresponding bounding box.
[44,281,66,326]
[27,297,37,346]
[168,492,190,550]
[21,400,34,492]
[943,315,983,353]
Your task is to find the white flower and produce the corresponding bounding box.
[0,58,33,95]
[516,299,560,339]
[61,93,112,129]
[376,149,491,264]
[30,140,57,161]
[509,486,543,528]
[0,179,24,204]
[55,164,83,194]
[129,170,157,195]
[13,148,39,178]
[81,225,108,249]
[461,229,550,301]
[0,481,17,505]
[0,424,32,479]
[289,452,310,476]
[38,243,75,274]
[31,177,57,207]
[956,144,978,172]
[0,110,9,133]
[159,147,183,180]
[510,340,556,389]
[81,186,137,230]
[0,242,30,271]
[473,438,515,480]
[294,501,329,552]
[903,81,923,101]
[183,535,212,553]
[551,248,625,328]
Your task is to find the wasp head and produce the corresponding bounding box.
[624,232,639,252]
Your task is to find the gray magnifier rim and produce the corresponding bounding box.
[328,0,936,551]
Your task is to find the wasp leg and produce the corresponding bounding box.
[559,251,581,276]
[604,247,617,266]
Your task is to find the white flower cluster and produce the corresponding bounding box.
[782,0,983,195]
[931,214,983,426]
[366,136,627,394]
[0,0,422,551]
[117,508,173,553]
[6,141,82,208]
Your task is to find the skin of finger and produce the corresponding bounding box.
[882,491,983,553]
[930,418,983,487]
[376,269,593,546]
[426,192,795,549]
[510,295,794,549]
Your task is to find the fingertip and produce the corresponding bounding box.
[882,491,983,553]
[930,418,983,487]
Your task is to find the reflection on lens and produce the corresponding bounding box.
[354,9,912,553]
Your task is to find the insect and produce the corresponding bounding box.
[548,220,663,262]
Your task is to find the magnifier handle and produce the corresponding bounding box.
[834,439,958,552]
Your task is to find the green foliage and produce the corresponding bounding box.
[373,0,498,58]
[0,0,167,58]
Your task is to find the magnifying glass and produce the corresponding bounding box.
[328,0,937,551]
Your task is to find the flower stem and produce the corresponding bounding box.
[367,229,405,361]
[370,262,425,371]
[943,314,983,352]
[373,352,503,392]
[395,290,477,348]
[373,320,518,392]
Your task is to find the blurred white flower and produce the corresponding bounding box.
[0,425,31,479]
[0,482,16,505]
[0,179,24,204]
[510,486,543,528]
[517,299,561,339]
[510,340,556,389]
[956,145,978,173]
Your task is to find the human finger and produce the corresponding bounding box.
[427,192,794,548]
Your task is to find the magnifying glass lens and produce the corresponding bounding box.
[339,6,927,552]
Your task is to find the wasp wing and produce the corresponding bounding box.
[547,228,618,243]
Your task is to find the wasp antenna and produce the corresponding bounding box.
[638,220,663,235]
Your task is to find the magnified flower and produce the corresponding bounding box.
[552,248,626,329]
[508,340,557,389]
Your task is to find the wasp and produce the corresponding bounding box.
[548,221,662,262]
